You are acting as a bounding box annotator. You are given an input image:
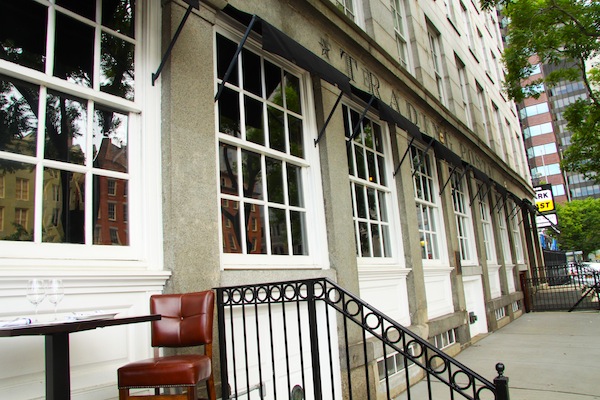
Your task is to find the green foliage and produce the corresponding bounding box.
[549,198,600,258]
[481,0,600,179]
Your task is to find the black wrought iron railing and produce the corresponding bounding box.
[216,278,509,400]
[523,263,600,312]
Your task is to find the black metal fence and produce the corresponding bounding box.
[523,263,600,312]
[216,278,509,400]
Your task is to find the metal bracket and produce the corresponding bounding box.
[151,0,200,86]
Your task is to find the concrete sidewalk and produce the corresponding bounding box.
[453,311,600,399]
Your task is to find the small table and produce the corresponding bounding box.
[0,314,161,400]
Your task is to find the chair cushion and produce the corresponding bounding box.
[118,354,211,388]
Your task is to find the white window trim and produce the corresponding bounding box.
[214,25,330,270]
[342,102,405,270]
[411,146,449,268]
[0,1,164,268]
[452,170,478,266]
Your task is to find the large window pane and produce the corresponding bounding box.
[54,13,94,87]
[102,0,135,38]
[93,106,129,173]
[0,160,35,241]
[0,76,39,156]
[93,177,128,245]
[0,0,47,72]
[42,168,84,244]
[100,32,135,100]
[45,92,88,165]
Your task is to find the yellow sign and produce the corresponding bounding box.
[535,189,555,212]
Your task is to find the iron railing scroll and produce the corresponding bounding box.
[216,278,509,400]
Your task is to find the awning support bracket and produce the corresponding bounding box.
[411,137,435,177]
[393,136,415,177]
[439,165,459,196]
[346,95,376,145]
[214,15,259,102]
[152,1,200,86]
[314,90,344,146]
[469,178,492,206]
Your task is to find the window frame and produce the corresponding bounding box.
[214,25,329,270]
[450,168,478,266]
[343,102,405,268]
[0,1,163,264]
[411,145,448,266]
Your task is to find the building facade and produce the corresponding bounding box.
[0,0,537,398]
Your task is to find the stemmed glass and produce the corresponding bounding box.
[26,279,46,320]
[46,279,64,320]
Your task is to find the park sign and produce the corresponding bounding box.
[534,184,555,213]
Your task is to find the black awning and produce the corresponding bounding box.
[222,5,352,95]
[472,167,491,184]
[433,141,462,167]
[377,101,423,142]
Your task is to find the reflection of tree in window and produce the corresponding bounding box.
[0,0,134,245]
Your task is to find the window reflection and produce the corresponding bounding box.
[101,32,135,100]
[0,160,35,241]
[45,91,87,165]
[93,106,128,173]
[54,12,94,87]
[0,0,47,72]
[0,76,38,156]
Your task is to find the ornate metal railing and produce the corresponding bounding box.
[216,278,509,400]
[523,263,600,312]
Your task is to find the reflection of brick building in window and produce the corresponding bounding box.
[220,172,263,254]
[94,138,128,245]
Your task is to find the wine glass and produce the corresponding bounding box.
[47,279,64,320]
[26,279,46,320]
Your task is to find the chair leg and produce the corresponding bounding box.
[186,385,198,400]
[207,374,216,400]
[118,388,130,400]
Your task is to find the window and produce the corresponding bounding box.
[456,56,473,129]
[344,105,393,259]
[492,103,506,158]
[495,306,506,320]
[509,201,524,264]
[531,163,561,178]
[460,2,476,52]
[519,103,549,119]
[108,179,117,196]
[476,83,492,146]
[451,169,476,264]
[15,178,29,201]
[527,143,557,159]
[427,25,447,105]
[412,146,442,261]
[433,329,456,349]
[216,32,324,266]
[391,0,411,71]
[0,0,143,249]
[335,0,356,21]
[15,208,28,228]
[523,122,553,139]
[377,343,417,381]
[497,195,512,264]
[478,185,496,263]
[108,203,117,221]
[552,184,565,197]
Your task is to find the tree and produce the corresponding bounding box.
[481,0,600,181]
[548,198,600,258]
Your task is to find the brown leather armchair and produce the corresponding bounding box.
[117,291,216,400]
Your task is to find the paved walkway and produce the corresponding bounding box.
[454,311,600,400]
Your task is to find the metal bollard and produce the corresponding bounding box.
[494,363,510,400]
